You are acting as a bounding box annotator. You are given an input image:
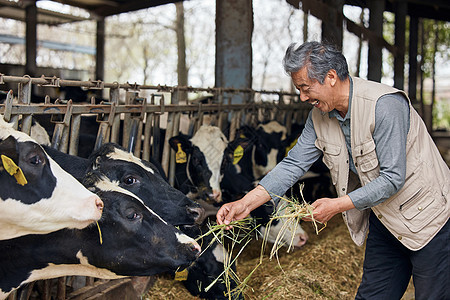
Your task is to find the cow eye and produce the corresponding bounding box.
[125,210,142,220]
[29,155,42,165]
[122,175,138,185]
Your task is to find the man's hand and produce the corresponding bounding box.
[304,195,355,223]
[216,185,272,230]
[216,200,251,229]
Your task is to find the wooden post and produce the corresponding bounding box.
[368,0,384,82]
[394,0,407,89]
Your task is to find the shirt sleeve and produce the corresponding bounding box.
[259,110,323,200]
[348,93,410,210]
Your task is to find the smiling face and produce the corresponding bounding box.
[291,67,349,116]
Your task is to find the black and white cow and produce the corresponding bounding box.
[44,143,205,227]
[239,121,288,180]
[178,226,242,300]
[169,125,229,203]
[0,116,104,240]
[0,169,201,299]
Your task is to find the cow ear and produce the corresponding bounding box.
[169,135,192,153]
[0,136,19,163]
[236,138,252,151]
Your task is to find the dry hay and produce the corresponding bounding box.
[144,215,415,299]
[145,215,364,299]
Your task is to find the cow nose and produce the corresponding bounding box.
[95,197,104,212]
[187,206,206,224]
[189,240,202,255]
[294,231,309,248]
[208,190,222,203]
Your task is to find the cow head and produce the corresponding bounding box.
[0,117,103,240]
[220,136,257,202]
[87,143,205,226]
[82,178,202,276]
[178,226,243,300]
[238,122,287,180]
[170,125,228,203]
[256,200,308,249]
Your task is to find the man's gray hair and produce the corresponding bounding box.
[282,41,349,83]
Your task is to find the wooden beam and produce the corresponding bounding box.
[288,0,397,54]
[408,15,419,104]
[394,0,407,89]
[321,0,344,49]
[96,18,105,81]
[368,0,384,82]
[24,0,37,77]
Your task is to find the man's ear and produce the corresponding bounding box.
[327,69,338,87]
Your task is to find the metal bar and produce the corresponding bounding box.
[142,112,153,161]
[0,75,300,96]
[168,112,181,186]
[69,114,81,156]
[21,115,33,135]
[161,112,175,176]
[152,114,161,162]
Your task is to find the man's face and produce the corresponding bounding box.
[291,67,335,113]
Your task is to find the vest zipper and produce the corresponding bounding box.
[399,187,422,211]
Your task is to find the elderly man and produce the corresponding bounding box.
[217,41,449,299]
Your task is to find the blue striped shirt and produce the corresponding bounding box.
[259,79,410,210]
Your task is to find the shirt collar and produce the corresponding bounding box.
[328,76,353,122]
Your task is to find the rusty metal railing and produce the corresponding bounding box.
[0,74,312,300]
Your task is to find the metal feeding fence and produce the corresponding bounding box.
[0,74,311,300]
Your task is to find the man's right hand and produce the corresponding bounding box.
[216,185,272,229]
[216,200,251,228]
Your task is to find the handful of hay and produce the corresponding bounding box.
[262,184,326,260]
[195,218,259,297]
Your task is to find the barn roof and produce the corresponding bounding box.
[0,0,183,25]
[0,0,449,25]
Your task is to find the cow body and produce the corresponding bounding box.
[0,116,103,240]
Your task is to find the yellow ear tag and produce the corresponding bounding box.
[174,268,188,281]
[285,139,298,157]
[1,155,28,186]
[239,133,246,138]
[175,143,187,163]
[233,145,244,165]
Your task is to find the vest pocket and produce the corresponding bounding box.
[389,163,446,233]
[315,139,341,185]
[354,139,379,174]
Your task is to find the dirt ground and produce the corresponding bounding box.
[145,215,415,300]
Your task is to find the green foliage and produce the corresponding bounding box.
[434,100,450,130]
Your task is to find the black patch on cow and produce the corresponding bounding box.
[0,137,56,204]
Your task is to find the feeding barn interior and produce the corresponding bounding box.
[0,0,449,299]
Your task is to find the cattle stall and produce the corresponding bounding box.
[0,74,312,300]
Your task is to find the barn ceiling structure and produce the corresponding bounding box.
[0,0,449,106]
